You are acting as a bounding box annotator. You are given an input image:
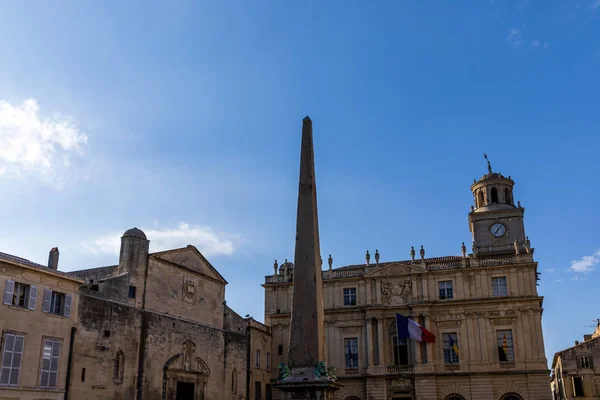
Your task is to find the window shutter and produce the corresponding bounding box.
[28,285,37,310]
[42,289,52,313]
[64,294,72,317]
[3,280,14,305]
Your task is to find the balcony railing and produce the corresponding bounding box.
[386,365,414,374]
[344,368,359,375]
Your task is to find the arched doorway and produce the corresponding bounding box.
[163,341,210,400]
[445,395,466,400]
[500,394,523,400]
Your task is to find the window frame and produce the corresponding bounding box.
[39,338,61,388]
[343,287,357,306]
[491,276,508,297]
[0,332,25,386]
[496,329,515,362]
[255,349,260,369]
[442,332,459,365]
[438,280,454,300]
[344,337,359,369]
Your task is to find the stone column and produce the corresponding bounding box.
[366,319,375,366]
[377,318,385,366]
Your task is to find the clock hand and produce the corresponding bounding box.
[494,226,502,235]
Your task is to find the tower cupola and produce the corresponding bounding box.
[470,154,515,212]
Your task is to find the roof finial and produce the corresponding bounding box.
[484,153,492,174]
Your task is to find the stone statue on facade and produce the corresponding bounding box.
[274,259,278,276]
[365,250,370,265]
[461,242,467,258]
[420,245,425,260]
[514,239,520,255]
[525,237,531,253]
[374,249,380,265]
[328,254,333,271]
[410,246,415,261]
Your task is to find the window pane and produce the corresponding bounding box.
[5,335,14,352]
[41,371,49,387]
[8,369,18,385]
[11,353,20,369]
[14,336,23,353]
[48,372,57,388]
[52,342,60,358]
[42,358,50,371]
[0,368,9,384]
[50,357,59,372]
[2,352,11,368]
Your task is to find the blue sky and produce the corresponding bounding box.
[0,1,599,366]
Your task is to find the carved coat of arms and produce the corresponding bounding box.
[381,279,412,304]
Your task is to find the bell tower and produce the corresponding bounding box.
[468,155,528,255]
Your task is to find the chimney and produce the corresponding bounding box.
[575,340,579,346]
[48,248,59,270]
[584,334,592,342]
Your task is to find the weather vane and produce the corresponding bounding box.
[484,153,492,174]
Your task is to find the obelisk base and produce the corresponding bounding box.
[273,366,342,400]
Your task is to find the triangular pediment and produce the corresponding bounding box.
[151,246,227,284]
[364,261,422,278]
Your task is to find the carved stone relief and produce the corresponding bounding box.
[381,279,412,304]
[391,378,414,389]
[182,276,196,304]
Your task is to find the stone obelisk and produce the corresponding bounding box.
[273,117,342,399]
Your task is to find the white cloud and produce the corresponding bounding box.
[0,98,87,187]
[554,279,564,282]
[591,0,600,9]
[571,275,588,281]
[568,249,600,273]
[82,222,238,257]
[531,40,541,47]
[543,42,549,48]
[506,28,523,47]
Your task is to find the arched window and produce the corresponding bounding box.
[504,188,512,204]
[113,350,124,383]
[231,368,237,393]
[500,394,523,400]
[388,322,409,365]
[490,187,499,204]
[444,395,466,400]
[478,190,484,207]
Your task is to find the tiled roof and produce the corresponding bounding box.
[0,252,83,281]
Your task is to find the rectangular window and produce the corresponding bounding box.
[266,352,271,371]
[81,368,86,382]
[442,333,459,364]
[255,349,260,368]
[344,338,359,368]
[573,376,584,397]
[3,280,37,310]
[343,288,357,306]
[42,289,71,317]
[0,333,24,385]
[128,286,136,299]
[438,281,453,300]
[497,329,515,362]
[12,282,29,308]
[277,344,283,356]
[579,355,593,369]
[40,339,61,388]
[255,381,262,400]
[266,384,272,400]
[491,277,508,296]
[393,336,409,365]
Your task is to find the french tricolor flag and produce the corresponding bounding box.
[396,313,435,343]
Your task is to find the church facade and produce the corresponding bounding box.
[264,164,551,400]
[68,228,271,400]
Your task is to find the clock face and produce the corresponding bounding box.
[490,223,506,237]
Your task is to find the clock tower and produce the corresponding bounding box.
[468,156,528,255]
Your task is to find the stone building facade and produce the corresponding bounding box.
[68,228,271,400]
[0,248,83,400]
[550,322,600,399]
[264,165,551,400]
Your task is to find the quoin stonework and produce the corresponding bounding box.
[264,145,551,399]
